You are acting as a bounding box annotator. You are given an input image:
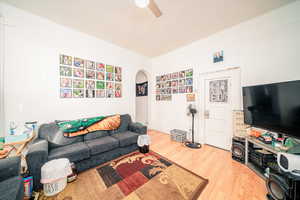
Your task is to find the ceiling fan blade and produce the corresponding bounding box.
[148,0,162,17]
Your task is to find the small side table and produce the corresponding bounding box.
[0,146,13,159]
[3,133,35,158]
[137,135,151,154]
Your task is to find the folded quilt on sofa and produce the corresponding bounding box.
[58,115,121,137]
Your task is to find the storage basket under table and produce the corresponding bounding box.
[170,129,187,143]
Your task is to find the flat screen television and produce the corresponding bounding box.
[243,80,300,139]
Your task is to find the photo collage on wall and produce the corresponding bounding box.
[59,54,122,98]
[155,68,193,101]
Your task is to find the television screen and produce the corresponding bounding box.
[243,80,300,139]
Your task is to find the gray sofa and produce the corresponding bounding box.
[0,156,24,200]
[26,114,147,191]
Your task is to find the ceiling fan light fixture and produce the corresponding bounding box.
[134,0,150,8]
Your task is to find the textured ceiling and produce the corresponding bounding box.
[1,0,295,57]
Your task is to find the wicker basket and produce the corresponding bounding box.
[170,129,187,143]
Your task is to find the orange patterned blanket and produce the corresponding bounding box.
[63,115,121,137]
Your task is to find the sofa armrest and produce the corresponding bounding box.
[26,138,48,191]
[128,122,147,135]
[0,156,21,182]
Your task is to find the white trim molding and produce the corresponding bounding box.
[0,14,5,136]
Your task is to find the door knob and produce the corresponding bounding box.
[204,110,210,119]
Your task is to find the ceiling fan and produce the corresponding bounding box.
[134,0,162,18]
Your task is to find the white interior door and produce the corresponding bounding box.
[202,68,241,150]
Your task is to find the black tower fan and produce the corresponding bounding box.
[185,104,201,149]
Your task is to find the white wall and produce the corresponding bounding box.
[0,3,148,135]
[135,71,148,125]
[1,1,299,139]
[0,9,5,136]
[149,1,300,143]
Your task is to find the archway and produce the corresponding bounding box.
[135,70,149,125]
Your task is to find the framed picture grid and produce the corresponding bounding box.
[155,68,193,101]
[59,54,122,99]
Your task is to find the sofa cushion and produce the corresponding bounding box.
[85,136,119,155]
[84,130,109,141]
[48,142,90,162]
[110,114,132,134]
[38,123,83,148]
[111,131,139,147]
[0,176,24,200]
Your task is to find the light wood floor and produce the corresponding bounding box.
[149,130,267,200]
[43,130,267,200]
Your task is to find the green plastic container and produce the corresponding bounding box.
[0,137,4,150]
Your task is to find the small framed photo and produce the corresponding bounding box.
[156,76,161,82]
[106,65,114,73]
[213,50,224,63]
[166,95,172,101]
[185,69,193,77]
[73,68,84,78]
[115,90,122,98]
[86,80,95,89]
[171,72,179,79]
[156,95,161,101]
[179,86,186,93]
[74,57,85,68]
[60,78,72,88]
[185,78,193,86]
[115,74,122,82]
[179,79,185,86]
[60,89,72,98]
[86,90,95,98]
[159,75,163,81]
[86,60,95,70]
[106,72,115,81]
[73,79,84,88]
[172,88,178,94]
[96,81,105,89]
[96,90,106,98]
[166,81,171,88]
[115,83,122,98]
[171,80,178,87]
[186,93,195,102]
[186,86,193,93]
[166,74,172,80]
[60,54,72,66]
[106,89,115,98]
[60,66,72,77]
[179,71,185,79]
[166,88,172,94]
[106,82,114,90]
[96,63,105,72]
[73,89,84,98]
[86,70,95,79]
[115,67,122,74]
[96,71,105,80]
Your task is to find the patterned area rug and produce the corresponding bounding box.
[96,151,208,200]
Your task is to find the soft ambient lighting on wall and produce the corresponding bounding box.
[134,0,149,8]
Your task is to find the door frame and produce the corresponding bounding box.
[0,15,5,135]
[197,67,242,149]
[135,69,151,126]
